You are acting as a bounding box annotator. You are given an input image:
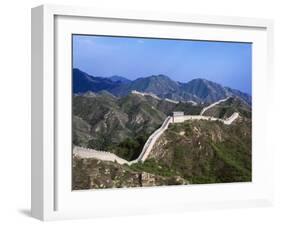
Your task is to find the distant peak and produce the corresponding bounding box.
[73,68,87,74]
[156,74,169,78]
[73,68,93,78]
[157,74,168,77]
[189,78,208,83]
[82,91,97,97]
[148,74,171,80]
[188,78,221,87]
[108,75,131,83]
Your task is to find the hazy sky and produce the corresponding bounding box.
[73,35,252,94]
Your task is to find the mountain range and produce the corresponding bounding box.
[73,91,252,188]
[73,68,251,105]
[73,90,202,160]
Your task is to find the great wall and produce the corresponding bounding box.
[131,90,197,105]
[73,146,130,165]
[130,116,172,164]
[200,97,230,115]
[74,95,239,165]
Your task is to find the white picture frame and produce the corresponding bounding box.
[31,4,274,221]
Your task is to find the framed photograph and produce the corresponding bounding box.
[31,4,274,221]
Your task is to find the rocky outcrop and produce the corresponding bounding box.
[72,157,188,190]
[146,117,252,184]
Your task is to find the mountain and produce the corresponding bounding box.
[225,87,252,106]
[73,92,166,158]
[148,114,252,184]
[181,79,228,103]
[72,80,252,188]
[73,92,252,188]
[108,75,131,84]
[111,74,180,97]
[201,97,251,119]
[73,68,251,105]
[73,68,119,93]
[73,157,188,190]
[181,79,251,105]
[73,92,202,160]
[145,95,252,184]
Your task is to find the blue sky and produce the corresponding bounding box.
[73,35,252,94]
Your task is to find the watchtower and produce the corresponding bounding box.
[172,111,184,123]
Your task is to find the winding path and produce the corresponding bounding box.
[200,97,230,115]
[134,112,239,163]
[131,116,173,163]
[74,98,240,165]
[73,146,130,165]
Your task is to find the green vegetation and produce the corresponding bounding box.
[111,134,149,161]
[147,118,252,184]
[73,92,252,188]
[202,97,252,119]
[129,159,179,177]
[72,157,187,190]
[73,92,202,160]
